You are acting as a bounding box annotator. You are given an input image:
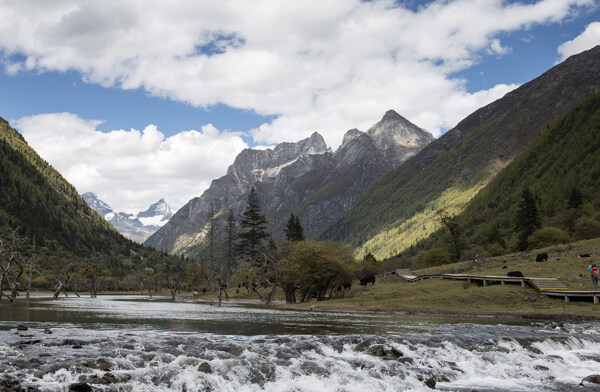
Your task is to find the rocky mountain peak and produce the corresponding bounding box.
[138,198,173,219]
[382,109,404,121]
[83,193,173,243]
[366,110,435,167]
[82,192,113,217]
[340,129,365,147]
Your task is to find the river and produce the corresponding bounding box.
[1,295,599,391]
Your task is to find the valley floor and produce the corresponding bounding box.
[280,238,600,320]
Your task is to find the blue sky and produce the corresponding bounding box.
[0,0,599,213]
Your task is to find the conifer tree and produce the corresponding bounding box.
[515,188,541,250]
[567,187,583,209]
[294,215,305,241]
[285,213,305,241]
[237,188,269,266]
[440,213,465,262]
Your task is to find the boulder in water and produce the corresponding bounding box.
[366,345,386,357]
[102,372,118,384]
[580,374,600,386]
[69,382,93,392]
[16,324,28,331]
[198,362,212,374]
[424,377,436,389]
[94,358,113,371]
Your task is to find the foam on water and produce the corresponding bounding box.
[1,324,600,391]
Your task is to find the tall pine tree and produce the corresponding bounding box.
[237,187,269,266]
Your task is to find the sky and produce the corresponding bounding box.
[0,0,599,214]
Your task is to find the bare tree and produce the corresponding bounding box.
[130,249,155,299]
[82,255,104,298]
[53,263,75,299]
[0,227,29,302]
[23,250,40,299]
[159,255,185,301]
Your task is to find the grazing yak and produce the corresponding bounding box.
[507,271,524,277]
[535,252,548,262]
[359,275,376,286]
[336,281,352,292]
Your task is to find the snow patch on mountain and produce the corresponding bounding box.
[82,192,174,243]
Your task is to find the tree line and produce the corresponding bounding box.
[0,187,375,305]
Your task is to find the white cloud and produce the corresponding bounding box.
[0,0,596,210]
[557,21,600,61]
[15,113,248,213]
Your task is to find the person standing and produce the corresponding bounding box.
[588,264,599,291]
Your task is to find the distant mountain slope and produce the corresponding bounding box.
[457,90,600,249]
[82,193,173,243]
[145,111,433,257]
[321,45,600,259]
[0,118,127,252]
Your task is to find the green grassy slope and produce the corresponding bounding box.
[320,45,600,259]
[0,117,129,253]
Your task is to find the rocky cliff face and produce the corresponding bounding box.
[82,193,173,243]
[144,111,433,257]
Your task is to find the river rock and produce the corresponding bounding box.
[299,361,330,376]
[94,358,113,371]
[580,374,600,385]
[424,377,436,389]
[69,382,93,392]
[0,376,22,391]
[63,339,85,346]
[354,341,369,352]
[198,362,212,374]
[16,324,28,331]
[43,328,53,334]
[80,375,108,385]
[102,372,118,384]
[366,344,386,357]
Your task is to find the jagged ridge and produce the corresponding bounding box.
[145,111,433,257]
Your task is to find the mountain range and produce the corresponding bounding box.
[145,110,433,257]
[320,45,600,259]
[2,45,600,271]
[82,193,173,243]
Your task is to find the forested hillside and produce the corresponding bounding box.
[321,45,600,259]
[455,90,600,254]
[0,117,127,253]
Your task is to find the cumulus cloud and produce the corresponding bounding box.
[1,1,593,139]
[558,21,600,61]
[0,1,596,210]
[15,113,248,213]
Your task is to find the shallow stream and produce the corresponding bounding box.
[1,295,599,391]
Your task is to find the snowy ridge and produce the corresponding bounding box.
[82,193,174,243]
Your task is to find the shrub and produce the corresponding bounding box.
[417,248,451,267]
[528,227,570,249]
[574,218,600,240]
